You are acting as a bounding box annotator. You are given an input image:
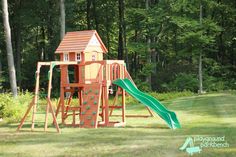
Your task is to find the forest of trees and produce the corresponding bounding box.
[0,0,235,95]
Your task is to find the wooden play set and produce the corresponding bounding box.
[17,30,156,133]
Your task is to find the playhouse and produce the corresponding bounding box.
[17,30,180,133]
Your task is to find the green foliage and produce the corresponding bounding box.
[137,63,153,81]
[135,80,151,92]
[169,73,198,92]
[0,0,235,94]
[204,75,227,92]
[0,77,4,91]
[231,90,236,95]
[0,92,33,122]
[109,91,194,106]
[149,91,194,101]
[204,58,236,91]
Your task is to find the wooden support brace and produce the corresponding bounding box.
[47,98,61,133]
[17,98,35,131]
[146,107,154,117]
[44,101,50,132]
[55,98,61,118]
[72,110,76,126]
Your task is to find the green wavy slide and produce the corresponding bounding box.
[113,78,181,129]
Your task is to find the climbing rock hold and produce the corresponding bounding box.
[86,105,91,110]
[87,116,92,120]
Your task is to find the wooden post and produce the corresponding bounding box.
[121,88,126,123]
[72,110,76,126]
[104,86,109,126]
[31,63,41,131]
[44,104,50,131]
[100,87,105,122]
[61,87,65,124]
[121,64,125,123]
[109,89,119,116]
[44,63,53,132]
[79,88,82,112]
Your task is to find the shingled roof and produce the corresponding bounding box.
[55,30,108,53]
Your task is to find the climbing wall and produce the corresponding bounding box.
[80,83,102,128]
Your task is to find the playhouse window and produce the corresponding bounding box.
[64,53,69,61]
[92,54,96,61]
[76,53,81,62]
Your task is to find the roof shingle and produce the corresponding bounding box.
[55,30,108,53]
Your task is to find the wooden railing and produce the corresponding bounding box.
[78,60,125,84]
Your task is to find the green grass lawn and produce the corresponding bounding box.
[0,92,236,157]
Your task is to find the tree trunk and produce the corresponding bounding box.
[86,0,92,30]
[146,0,152,89]
[60,0,70,97]
[151,48,157,74]
[47,1,54,60]
[198,52,203,93]
[60,0,65,40]
[92,0,99,31]
[105,3,110,56]
[13,0,22,89]
[121,0,128,69]
[41,26,46,60]
[134,51,137,78]
[133,30,138,78]
[0,57,2,88]
[11,22,21,90]
[105,20,110,55]
[198,2,203,94]
[118,0,124,60]
[2,0,18,97]
[16,25,22,88]
[36,26,41,60]
[124,15,128,70]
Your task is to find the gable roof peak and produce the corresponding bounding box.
[55,30,108,54]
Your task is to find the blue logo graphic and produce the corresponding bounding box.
[179,137,202,156]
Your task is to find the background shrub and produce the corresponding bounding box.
[149,91,194,101]
[204,75,229,91]
[168,73,198,92]
[0,92,33,122]
[108,91,194,106]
